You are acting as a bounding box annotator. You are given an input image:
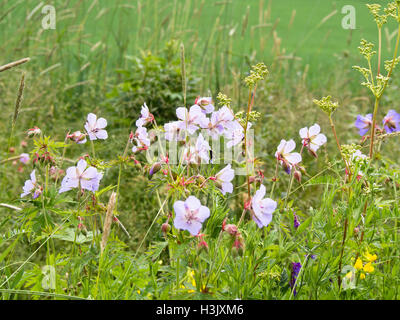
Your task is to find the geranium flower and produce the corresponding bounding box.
[136,102,154,127]
[176,105,207,135]
[59,159,103,193]
[84,113,108,140]
[251,184,277,228]
[224,120,249,148]
[195,96,214,114]
[164,121,186,142]
[183,133,211,164]
[212,164,235,195]
[132,127,150,153]
[275,139,302,173]
[299,124,327,153]
[67,131,87,144]
[21,170,42,199]
[382,109,400,133]
[19,153,30,164]
[173,196,210,236]
[354,114,372,136]
[202,106,235,140]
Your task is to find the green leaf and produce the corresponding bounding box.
[296,216,312,234]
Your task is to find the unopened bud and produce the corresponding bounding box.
[149,162,162,177]
[294,170,302,183]
[198,240,209,253]
[224,224,238,236]
[68,131,86,144]
[196,175,206,184]
[161,222,171,234]
[231,236,245,257]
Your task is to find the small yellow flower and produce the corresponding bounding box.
[354,257,363,270]
[364,252,377,263]
[345,271,354,279]
[363,262,374,273]
[360,273,366,280]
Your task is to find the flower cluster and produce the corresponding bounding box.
[164,99,246,149]
[132,103,153,153]
[353,251,377,280]
[289,262,302,296]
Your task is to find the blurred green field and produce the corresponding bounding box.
[1,0,396,88]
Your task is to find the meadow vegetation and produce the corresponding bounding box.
[0,0,399,300]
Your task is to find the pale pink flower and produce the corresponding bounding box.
[59,159,103,193]
[21,170,42,199]
[213,164,235,195]
[84,113,108,140]
[251,185,277,228]
[136,102,154,127]
[19,153,30,164]
[299,124,327,152]
[275,139,302,172]
[176,105,207,135]
[173,196,210,236]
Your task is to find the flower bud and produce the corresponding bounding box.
[223,224,238,236]
[198,240,209,253]
[196,175,206,184]
[149,162,162,177]
[67,131,86,144]
[231,236,245,257]
[9,147,15,153]
[294,170,302,183]
[161,222,171,234]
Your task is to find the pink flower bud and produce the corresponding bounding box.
[161,223,171,234]
[294,170,302,183]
